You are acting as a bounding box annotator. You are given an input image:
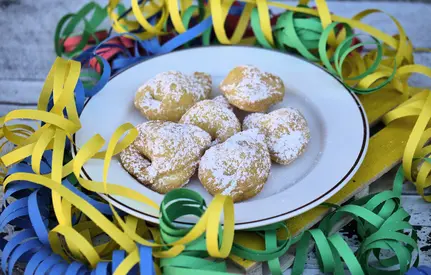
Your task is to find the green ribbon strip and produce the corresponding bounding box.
[159,189,235,275]
[274,10,325,60]
[181,4,213,48]
[251,10,397,94]
[158,165,418,275]
[250,7,273,49]
[51,3,419,274]
[54,2,108,57]
[318,22,396,94]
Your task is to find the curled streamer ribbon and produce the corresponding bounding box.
[0,58,237,274]
[55,0,412,96]
[383,86,431,201]
[2,0,431,274]
[55,2,108,57]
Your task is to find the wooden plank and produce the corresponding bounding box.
[0,51,429,110]
[415,225,431,265]
[0,104,37,116]
[266,188,370,275]
[272,196,431,274]
[1,1,431,82]
[227,194,431,274]
[0,80,42,104]
[2,52,429,112]
[284,120,411,236]
[370,166,431,195]
[228,52,431,274]
[269,125,426,275]
[1,89,426,274]
[302,225,431,271]
[1,1,431,274]
[357,88,405,126]
[0,0,100,81]
[229,112,414,272]
[228,84,411,271]
[319,2,431,49]
[402,195,431,226]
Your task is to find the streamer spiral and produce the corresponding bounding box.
[1,0,431,274]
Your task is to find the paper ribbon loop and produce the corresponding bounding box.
[382,68,431,201]
[1,0,431,274]
[55,2,108,57]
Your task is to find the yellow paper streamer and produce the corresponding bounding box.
[0,58,234,273]
[2,1,431,274]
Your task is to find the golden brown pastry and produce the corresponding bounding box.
[219,65,285,112]
[179,96,240,144]
[134,71,212,122]
[198,129,271,202]
[243,107,310,165]
[120,121,211,193]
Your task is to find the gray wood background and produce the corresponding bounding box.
[0,0,430,274]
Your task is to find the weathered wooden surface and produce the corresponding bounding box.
[0,0,431,274]
[229,72,431,273]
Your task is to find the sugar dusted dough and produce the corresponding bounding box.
[134,71,212,122]
[120,121,211,193]
[123,68,310,202]
[243,107,310,165]
[198,129,271,202]
[179,95,240,144]
[219,65,285,112]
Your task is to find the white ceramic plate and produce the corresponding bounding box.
[72,46,368,230]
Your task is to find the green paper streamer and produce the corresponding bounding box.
[49,3,420,274]
[54,2,107,57]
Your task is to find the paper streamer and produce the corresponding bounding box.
[1,0,431,274]
[382,68,431,202]
[0,57,237,274]
[54,0,411,97]
[406,266,431,275]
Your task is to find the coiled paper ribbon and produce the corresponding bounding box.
[54,0,416,96]
[382,70,431,202]
[1,0,431,274]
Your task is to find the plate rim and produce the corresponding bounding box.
[71,45,369,228]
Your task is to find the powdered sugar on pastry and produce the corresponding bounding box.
[120,145,152,183]
[219,65,285,112]
[179,96,240,144]
[212,95,233,110]
[243,107,310,165]
[121,121,211,193]
[198,129,271,202]
[271,130,306,162]
[134,71,212,121]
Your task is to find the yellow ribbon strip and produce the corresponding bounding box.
[2,1,431,274]
[97,0,431,202]
[0,58,235,272]
[382,65,431,202]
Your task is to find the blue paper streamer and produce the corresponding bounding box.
[65,262,88,275]
[0,3,250,274]
[49,262,69,275]
[8,239,42,275]
[3,181,41,203]
[27,190,50,244]
[24,247,52,275]
[94,262,110,275]
[0,198,29,229]
[407,266,431,275]
[139,245,156,275]
[1,229,36,272]
[35,254,65,274]
[158,16,213,54]
[112,250,126,273]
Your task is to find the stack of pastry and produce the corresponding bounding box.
[121,65,310,202]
